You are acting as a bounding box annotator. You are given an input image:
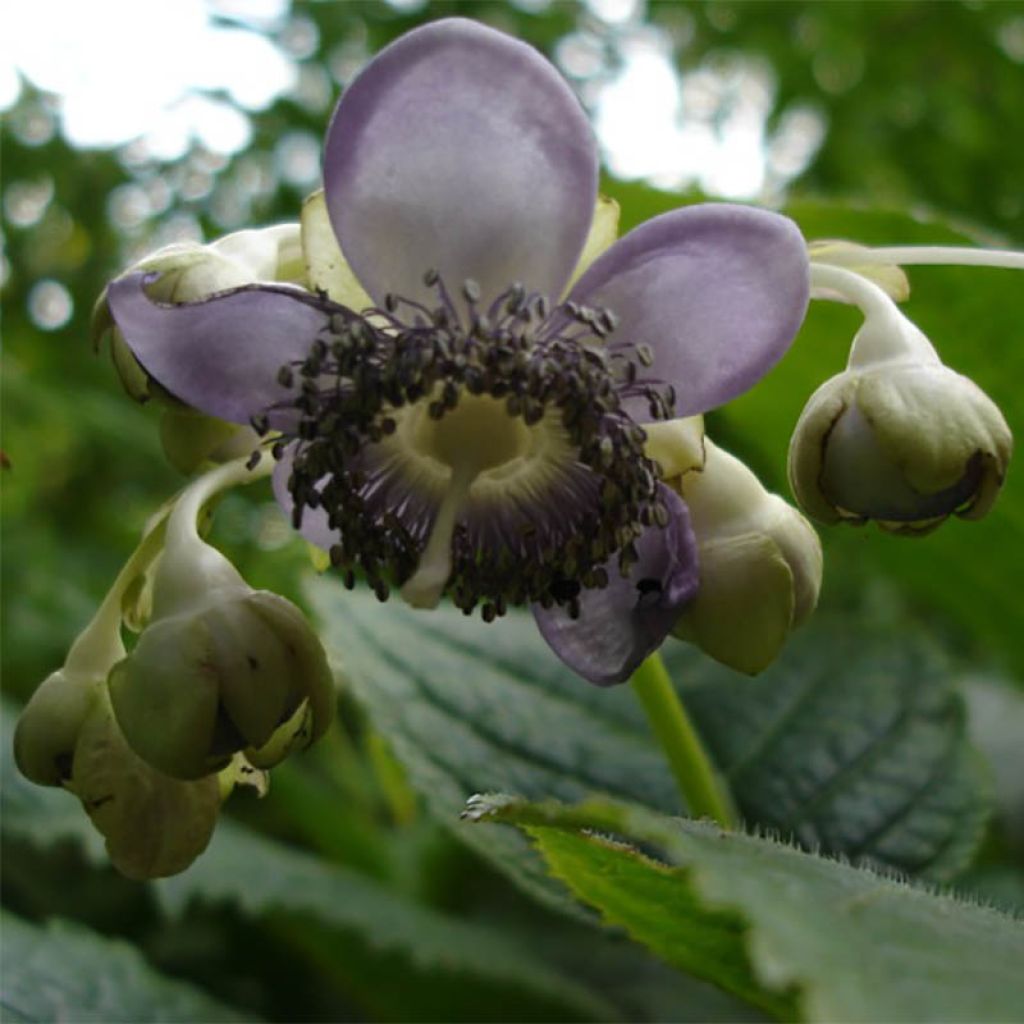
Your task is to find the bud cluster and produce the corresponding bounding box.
[13,456,333,879]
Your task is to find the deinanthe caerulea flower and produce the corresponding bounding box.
[105,18,810,685]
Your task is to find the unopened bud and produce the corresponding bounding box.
[67,695,220,880]
[158,407,261,476]
[92,224,303,469]
[108,546,333,780]
[670,441,822,674]
[789,314,1012,534]
[14,668,104,787]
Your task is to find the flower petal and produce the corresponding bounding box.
[106,273,333,424]
[568,204,810,418]
[532,486,699,686]
[323,18,597,308]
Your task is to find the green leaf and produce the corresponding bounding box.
[668,625,990,881]
[465,794,1024,1023]
[965,676,1024,847]
[0,703,614,1022]
[0,910,248,1023]
[153,818,616,1023]
[307,582,988,907]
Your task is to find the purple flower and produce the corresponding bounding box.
[105,18,809,686]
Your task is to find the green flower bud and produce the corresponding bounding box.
[158,407,260,476]
[789,317,1012,534]
[108,542,334,780]
[67,694,220,881]
[13,668,104,787]
[670,441,822,674]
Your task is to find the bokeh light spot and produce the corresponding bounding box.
[28,280,74,331]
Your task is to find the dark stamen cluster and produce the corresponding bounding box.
[257,273,676,618]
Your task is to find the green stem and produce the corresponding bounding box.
[818,244,1024,271]
[64,515,169,673]
[166,449,273,551]
[630,652,735,828]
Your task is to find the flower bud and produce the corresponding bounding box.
[789,317,1012,534]
[158,407,260,476]
[108,546,334,780]
[67,694,220,880]
[13,668,104,787]
[669,441,822,674]
[91,225,303,469]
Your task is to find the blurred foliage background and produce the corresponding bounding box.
[2,2,1023,1021]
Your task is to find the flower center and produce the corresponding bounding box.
[260,273,676,619]
[413,393,532,475]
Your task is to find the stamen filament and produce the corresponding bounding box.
[814,245,1024,271]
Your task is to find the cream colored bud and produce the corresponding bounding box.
[129,223,304,307]
[67,694,220,880]
[92,226,301,421]
[789,360,1012,535]
[670,442,822,674]
[14,669,104,787]
[108,586,334,780]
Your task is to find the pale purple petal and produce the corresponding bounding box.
[107,274,334,425]
[568,204,810,419]
[533,486,699,686]
[323,18,597,308]
[271,447,340,550]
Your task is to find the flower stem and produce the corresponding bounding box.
[64,514,169,673]
[630,652,735,827]
[817,245,1024,271]
[166,450,274,551]
[809,262,900,321]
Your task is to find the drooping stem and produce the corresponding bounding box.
[809,263,939,366]
[810,262,902,322]
[166,450,274,552]
[66,453,274,672]
[630,652,735,828]
[64,514,169,673]
[816,245,1024,271]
